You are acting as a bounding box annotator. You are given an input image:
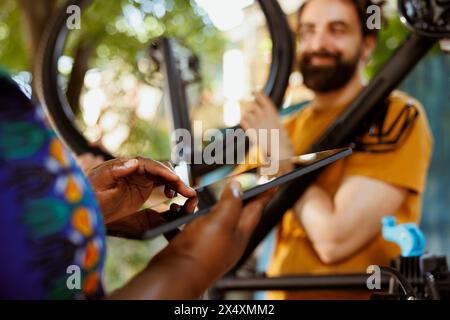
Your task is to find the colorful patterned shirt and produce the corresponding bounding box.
[0,70,106,299]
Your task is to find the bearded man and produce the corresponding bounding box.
[240,0,433,299]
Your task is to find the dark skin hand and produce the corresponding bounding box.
[86,156,273,299]
[108,181,274,300]
[106,197,198,240]
[86,157,197,225]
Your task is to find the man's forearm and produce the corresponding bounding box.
[293,178,407,264]
[295,185,338,244]
[293,185,359,263]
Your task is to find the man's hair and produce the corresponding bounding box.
[297,0,385,38]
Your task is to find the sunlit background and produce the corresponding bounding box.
[1,0,449,297]
[58,0,275,160]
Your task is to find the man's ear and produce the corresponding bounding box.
[361,35,377,63]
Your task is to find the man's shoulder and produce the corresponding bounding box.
[381,90,434,154]
[280,100,313,127]
[387,90,432,134]
[388,90,426,114]
[280,100,312,119]
[388,90,431,128]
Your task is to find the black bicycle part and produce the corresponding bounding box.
[399,0,450,38]
[352,100,419,153]
[380,266,417,298]
[389,254,450,299]
[190,0,295,177]
[35,0,111,159]
[150,37,194,182]
[210,273,390,298]
[213,253,450,300]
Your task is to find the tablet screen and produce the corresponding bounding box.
[132,147,351,240]
[194,147,352,204]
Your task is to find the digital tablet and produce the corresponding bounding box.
[110,147,352,240]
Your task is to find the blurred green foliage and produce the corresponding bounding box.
[0,1,29,71]
[0,0,227,76]
[365,12,409,78]
[65,0,228,162]
[365,10,441,79]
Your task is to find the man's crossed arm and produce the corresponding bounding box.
[294,175,407,264]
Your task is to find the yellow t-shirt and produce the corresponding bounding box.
[258,91,433,299]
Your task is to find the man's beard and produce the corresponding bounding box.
[298,48,361,93]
